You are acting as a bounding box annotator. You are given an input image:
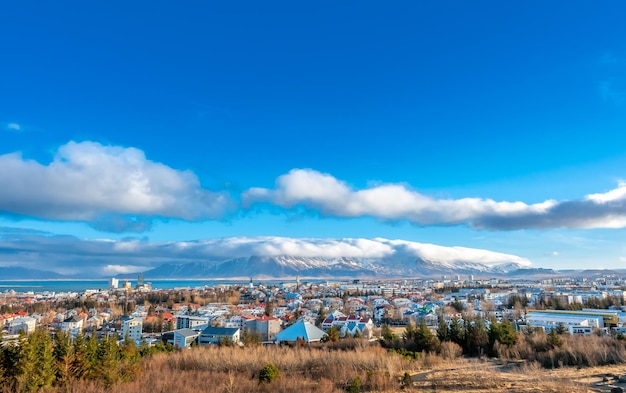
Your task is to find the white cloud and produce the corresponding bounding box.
[6,123,21,131]
[102,264,146,275]
[0,141,232,231]
[244,168,626,230]
[195,237,395,259]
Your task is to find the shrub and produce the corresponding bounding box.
[258,363,280,384]
[347,376,361,393]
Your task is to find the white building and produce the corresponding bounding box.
[7,317,37,335]
[176,315,209,331]
[526,312,602,334]
[172,328,200,348]
[61,315,84,335]
[122,317,143,343]
[198,326,241,345]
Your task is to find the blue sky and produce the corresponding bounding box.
[2,1,626,274]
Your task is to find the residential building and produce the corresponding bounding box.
[7,317,37,335]
[243,315,282,341]
[61,315,84,335]
[176,315,209,331]
[198,326,241,345]
[122,317,143,343]
[172,328,199,348]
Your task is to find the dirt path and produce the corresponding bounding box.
[408,359,626,392]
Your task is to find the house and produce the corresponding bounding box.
[85,315,104,331]
[275,320,326,344]
[243,315,282,342]
[198,326,241,345]
[323,315,375,338]
[172,328,200,348]
[121,317,143,343]
[321,310,346,330]
[62,315,84,335]
[175,315,209,331]
[7,317,37,335]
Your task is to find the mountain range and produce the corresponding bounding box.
[0,237,571,280]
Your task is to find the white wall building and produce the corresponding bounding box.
[7,317,37,335]
[122,317,143,343]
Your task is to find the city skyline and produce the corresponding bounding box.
[2,2,626,274]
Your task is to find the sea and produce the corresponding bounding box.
[0,279,266,293]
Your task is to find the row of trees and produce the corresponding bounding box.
[382,311,626,370]
[382,315,518,358]
[0,330,172,392]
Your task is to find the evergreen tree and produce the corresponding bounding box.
[120,335,140,363]
[1,342,21,385]
[71,332,87,379]
[436,315,450,342]
[555,322,569,335]
[546,328,564,348]
[497,319,517,346]
[325,326,340,342]
[463,316,488,356]
[404,320,439,353]
[36,330,56,390]
[451,298,464,313]
[448,316,464,346]
[53,329,75,387]
[84,333,99,380]
[487,319,517,356]
[16,329,56,392]
[98,335,121,387]
[381,324,396,342]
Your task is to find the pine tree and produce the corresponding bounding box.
[84,333,99,380]
[324,326,340,342]
[436,315,450,342]
[547,328,564,348]
[36,330,56,390]
[16,329,56,392]
[71,332,88,379]
[464,316,488,356]
[405,320,439,353]
[54,329,75,387]
[448,316,464,346]
[98,335,121,387]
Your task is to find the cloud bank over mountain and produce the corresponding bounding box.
[0,229,530,276]
[245,169,626,230]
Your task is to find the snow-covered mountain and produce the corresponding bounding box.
[137,237,532,279]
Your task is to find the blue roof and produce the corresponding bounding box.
[201,326,240,336]
[275,320,326,343]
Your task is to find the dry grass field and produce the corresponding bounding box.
[408,358,626,392]
[33,341,626,393]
